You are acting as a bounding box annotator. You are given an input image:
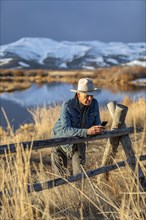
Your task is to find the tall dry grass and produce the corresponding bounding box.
[1,66,146,92]
[28,105,61,139]
[0,97,145,145]
[100,97,146,129]
[0,97,146,219]
[0,141,145,219]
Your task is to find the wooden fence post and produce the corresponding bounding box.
[100,102,145,189]
[101,101,119,168]
[100,101,127,180]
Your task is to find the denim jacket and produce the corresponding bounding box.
[52,96,101,157]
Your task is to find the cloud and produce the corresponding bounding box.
[1,1,145,45]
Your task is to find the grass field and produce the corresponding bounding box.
[0,66,146,92]
[0,97,146,219]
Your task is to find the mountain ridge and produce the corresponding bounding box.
[0,38,145,69]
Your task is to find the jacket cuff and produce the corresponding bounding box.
[82,129,88,137]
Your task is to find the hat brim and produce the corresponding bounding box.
[70,88,101,96]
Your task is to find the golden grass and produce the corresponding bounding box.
[0,97,145,145]
[28,105,61,140]
[0,98,146,219]
[0,141,146,219]
[100,97,146,129]
[0,66,146,92]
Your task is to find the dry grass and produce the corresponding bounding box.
[28,105,61,139]
[0,140,146,219]
[0,66,146,92]
[100,97,146,129]
[0,98,146,219]
[0,97,145,145]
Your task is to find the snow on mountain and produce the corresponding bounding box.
[0,58,13,66]
[0,38,145,69]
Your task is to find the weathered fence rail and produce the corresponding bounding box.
[0,127,143,155]
[0,155,145,198]
[27,154,146,193]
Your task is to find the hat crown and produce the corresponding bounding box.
[78,78,94,92]
[70,78,101,95]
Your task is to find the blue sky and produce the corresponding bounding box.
[1,0,145,45]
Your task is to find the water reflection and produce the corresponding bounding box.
[1,82,146,107]
[0,83,75,107]
[0,82,146,130]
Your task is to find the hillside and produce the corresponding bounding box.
[0,38,145,69]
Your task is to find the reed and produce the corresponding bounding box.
[0,98,146,219]
[0,66,145,92]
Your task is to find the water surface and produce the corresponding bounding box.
[0,82,145,130]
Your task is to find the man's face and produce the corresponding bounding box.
[77,92,93,106]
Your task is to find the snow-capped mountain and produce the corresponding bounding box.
[0,38,145,69]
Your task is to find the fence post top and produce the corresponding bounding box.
[116,104,128,110]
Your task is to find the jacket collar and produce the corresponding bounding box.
[72,94,80,110]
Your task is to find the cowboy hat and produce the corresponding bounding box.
[70,78,101,95]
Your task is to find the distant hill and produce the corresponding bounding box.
[0,38,145,69]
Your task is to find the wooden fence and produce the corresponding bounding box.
[0,101,146,197]
[0,127,142,155]
[0,155,145,198]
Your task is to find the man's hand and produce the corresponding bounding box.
[87,125,105,135]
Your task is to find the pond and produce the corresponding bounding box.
[0,82,146,130]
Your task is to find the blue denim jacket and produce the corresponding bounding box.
[52,96,101,156]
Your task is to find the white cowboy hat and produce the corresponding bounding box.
[70,78,101,95]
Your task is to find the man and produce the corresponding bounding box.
[51,78,104,176]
